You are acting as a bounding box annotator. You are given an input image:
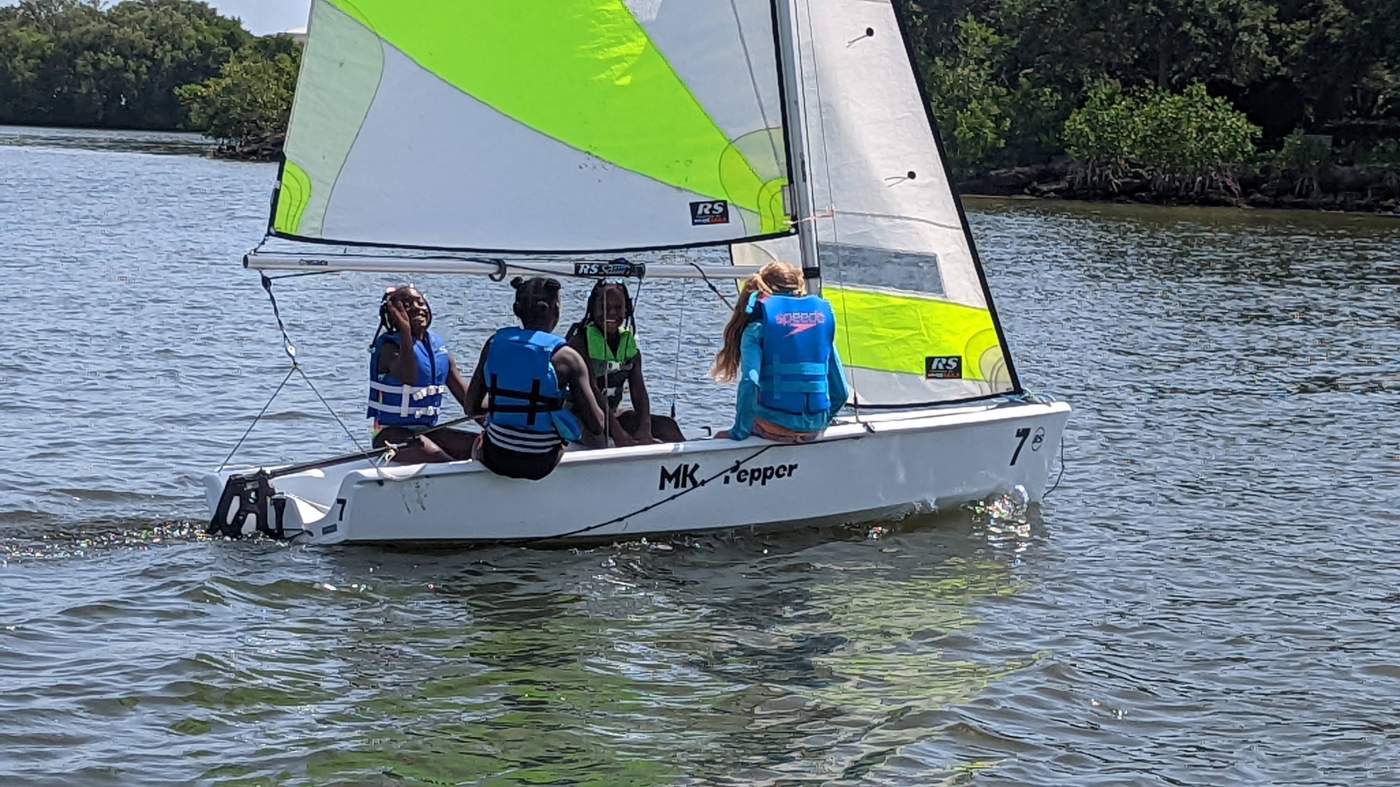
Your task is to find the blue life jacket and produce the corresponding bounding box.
[367,330,451,428]
[484,327,582,448]
[754,294,836,416]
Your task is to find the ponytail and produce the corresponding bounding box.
[709,262,805,382]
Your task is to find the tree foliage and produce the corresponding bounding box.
[1,0,1397,174]
[0,0,251,129]
[1064,82,1261,192]
[912,0,1400,174]
[176,36,299,149]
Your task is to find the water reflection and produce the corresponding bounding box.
[0,125,214,157]
[142,518,1031,784]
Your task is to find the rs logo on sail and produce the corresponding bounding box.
[659,461,800,490]
[690,200,730,226]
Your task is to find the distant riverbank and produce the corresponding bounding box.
[960,160,1400,215]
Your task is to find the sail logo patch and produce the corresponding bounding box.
[690,200,730,226]
[925,356,963,379]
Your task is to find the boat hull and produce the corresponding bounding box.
[205,400,1070,545]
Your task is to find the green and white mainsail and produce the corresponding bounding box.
[738,0,1021,406]
[274,0,794,252]
[269,0,1021,408]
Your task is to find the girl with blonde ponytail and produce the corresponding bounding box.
[711,262,848,443]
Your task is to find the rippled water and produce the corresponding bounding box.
[2,126,1398,785]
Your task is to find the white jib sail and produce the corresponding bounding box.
[735,0,1020,407]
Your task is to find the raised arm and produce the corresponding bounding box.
[379,300,419,384]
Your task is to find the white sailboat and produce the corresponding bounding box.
[206,0,1071,544]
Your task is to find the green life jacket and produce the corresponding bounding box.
[585,323,639,411]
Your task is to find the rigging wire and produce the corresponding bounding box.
[218,275,384,473]
[263,270,342,282]
[294,364,375,460]
[670,282,687,420]
[217,366,296,472]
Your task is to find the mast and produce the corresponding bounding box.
[773,0,822,295]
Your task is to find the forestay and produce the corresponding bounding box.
[736,0,1020,408]
[274,0,794,253]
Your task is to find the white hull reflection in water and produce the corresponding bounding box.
[207,401,1070,544]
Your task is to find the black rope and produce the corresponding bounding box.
[688,262,734,309]
[264,270,341,281]
[522,444,776,542]
[260,274,299,363]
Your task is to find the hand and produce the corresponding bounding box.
[386,299,412,335]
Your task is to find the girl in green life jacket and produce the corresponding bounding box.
[565,281,685,448]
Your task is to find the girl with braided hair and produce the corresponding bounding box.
[462,277,604,480]
[564,280,685,447]
[367,286,476,463]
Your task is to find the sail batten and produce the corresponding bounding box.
[274,0,794,253]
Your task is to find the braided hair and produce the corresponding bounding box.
[566,280,635,343]
[511,276,562,325]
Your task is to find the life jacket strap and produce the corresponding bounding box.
[487,375,565,427]
[761,378,828,394]
[366,401,442,419]
[368,381,448,395]
[768,362,827,377]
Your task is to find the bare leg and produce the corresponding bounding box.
[425,427,479,461]
[373,427,453,464]
[618,410,685,443]
[649,415,685,443]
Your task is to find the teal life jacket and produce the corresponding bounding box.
[754,294,835,417]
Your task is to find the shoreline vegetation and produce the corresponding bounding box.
[4,1,1398,214]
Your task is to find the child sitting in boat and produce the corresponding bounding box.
[564,280,685,448]
[712,262,849,443]
[463,277,605,480]
[368,286,477,463]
